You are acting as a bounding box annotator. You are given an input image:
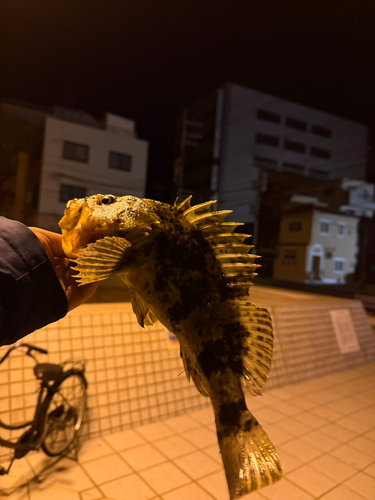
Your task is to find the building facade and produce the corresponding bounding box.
[274,208,359,284]
[0,100,148,231]
[256,171,375,282]
[175,83,368,235]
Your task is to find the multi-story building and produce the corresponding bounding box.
[273,206,359,284]
[175,83,368,237]
[256,171,375,282]
[0,99,148,231]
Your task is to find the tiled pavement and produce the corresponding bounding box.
[1,363,374,500]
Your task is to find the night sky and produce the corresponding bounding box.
[1,0,375,199]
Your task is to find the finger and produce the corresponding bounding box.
[65,282,99,312]
[63,267,76,288]
[54,259,78,288]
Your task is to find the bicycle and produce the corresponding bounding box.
[0,342,87,475]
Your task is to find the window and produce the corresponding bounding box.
[109,151,132,171]
[63,141,89,163]
[284,140,306,154]
[289,221,302,232]
[59,184,87,203]
[254,156,277,165]
[255,133,279,147]
[283,249,296,260]
[309,168,329,178]
[312,125,332,138]
[311,146,331,159]
[257,109,280,124]
[286,117,307,131]
[283,162,304,173]
[319,219,330,235]
[333,258,345,273]
[338,222,345,237]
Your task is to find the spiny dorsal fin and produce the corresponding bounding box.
[205,230,248,242]
[188,210,233,230]
[216,253,259,264]
[174,196,192,213]
[179,199,259,301]
[213,244,254,255]
[73,236,132,285]
[182,200,217,221]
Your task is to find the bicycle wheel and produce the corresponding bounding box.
[41,372,87,457]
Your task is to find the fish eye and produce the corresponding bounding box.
[101,195,115,205]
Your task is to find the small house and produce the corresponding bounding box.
[273,205,359,284]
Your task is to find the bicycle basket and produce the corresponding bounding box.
[60,358,87,372]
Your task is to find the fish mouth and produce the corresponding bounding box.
[61,227,95,259]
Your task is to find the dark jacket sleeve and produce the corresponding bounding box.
[0,217,68,346]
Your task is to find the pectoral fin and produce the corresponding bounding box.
[72,236,132,285]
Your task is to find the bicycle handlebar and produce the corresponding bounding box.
[21,343,48,355]
[0,343,48,365]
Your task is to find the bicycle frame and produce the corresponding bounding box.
[0,379,49,455]
[0,343,87,475]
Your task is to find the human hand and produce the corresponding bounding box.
[28,227,99,312]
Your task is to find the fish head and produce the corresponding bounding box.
[59,194,161,258]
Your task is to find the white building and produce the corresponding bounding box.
[176,83,368,229]
[274,206,359,284]
[339,178,375,218]
[0,100,148,230]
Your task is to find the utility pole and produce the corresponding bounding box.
[173,108,188,200]
[12,151,28,222]
[173,108,204,201]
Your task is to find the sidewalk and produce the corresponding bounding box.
[1,363,374,500]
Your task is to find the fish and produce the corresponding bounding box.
[59,193,283,499]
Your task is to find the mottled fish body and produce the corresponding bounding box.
[59,194,283,498]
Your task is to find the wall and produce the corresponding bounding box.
[251,286,375,387]
[307,211,359,283]
[0,303,209,465]
[273,244,308,283]
[37,117,148,230]
[273,211,312,281]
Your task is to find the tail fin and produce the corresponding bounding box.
[217,410,282,499]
